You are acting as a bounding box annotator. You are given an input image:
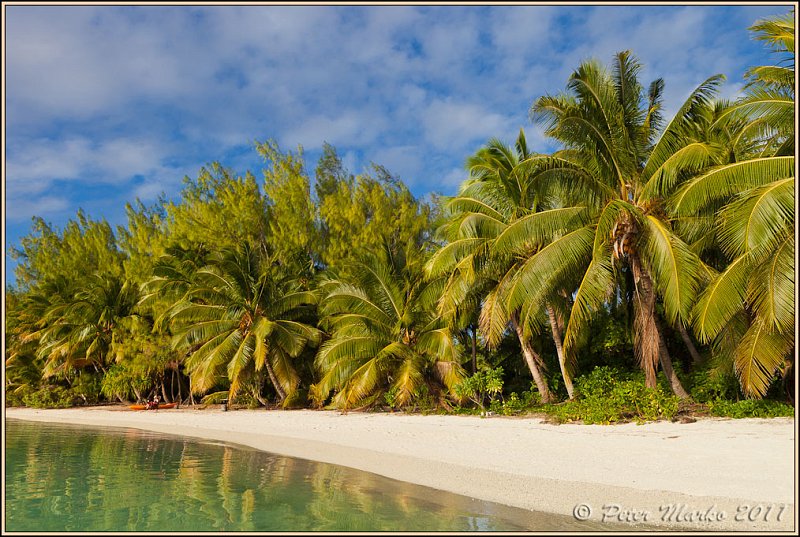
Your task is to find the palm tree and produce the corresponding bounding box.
[426,130,575,401]
[670,12,795,397]
[312,246,465,410]
[5,290,47,400]
[714,10,794,158]
[36,273,139,379]
[154,243,321,405]
[503,51,733,398]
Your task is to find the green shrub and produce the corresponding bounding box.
[689,369,739,403]
[454,367,504,410]
[490,392,526,415]
[22,385,75,408]
[5,385,34,407]
[283,388,308,409]
[70,373,103,405]
[707,399,794,418]
[101,364,154,402]
[413,383,436,413]
[383,386,400,409]
[544,366,680,424]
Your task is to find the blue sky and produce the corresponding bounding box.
[3,3,792,286]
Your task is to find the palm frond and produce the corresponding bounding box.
[670,157,794,215]
[691,254,752,343]
[562,254,615,361]
[748,235,795,333]
[640,215,703,325]
[734,319,792,398]
[493,207,590,255]
[716,177,794,259]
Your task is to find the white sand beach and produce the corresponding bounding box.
[6,407,796,531]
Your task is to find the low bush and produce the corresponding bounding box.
[689,368,739,403]
[70,373,103,405]
[5,385,33,407]
[22,385,75,408]
[707,399,794,418]
[454,367,504,411]
[542,366,680,424]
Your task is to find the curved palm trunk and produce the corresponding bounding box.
[470,326,478,375]
[263,358,287,404]
[657,321,691,399]
[547,305,574,399]
[630,254,690,398]
[630,255,660,388]
[510,311,553,403]
[676,322,703,366]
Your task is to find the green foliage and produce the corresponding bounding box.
[258,140,318,274]
[489,390,542,416]
[10,211,124,291]
[164,163,269,254]
[544,367,681,424]
[689,368,740,403]
[454,367,504,410]
[316,150,433,276]
[101,363,155,402]
[70,373,103,405]
[117,200,168,286]
[312,248,465,410]
[5,385,32,407]
[22,385,75,408]
[707,399,794,418]
[383,385,400,409]
[153,243,320,402]
[199,391,230,405]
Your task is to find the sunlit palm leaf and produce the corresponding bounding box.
[734,319,792,398]
[670,157,794,215]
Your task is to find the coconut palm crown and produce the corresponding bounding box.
[312,245,465,410]
[498,51,739,397]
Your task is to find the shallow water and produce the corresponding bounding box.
[5,418,630,532]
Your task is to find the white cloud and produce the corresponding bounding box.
[421,98,516,151]
[4,4,787,265]
[369,145,422,182]
[5,194,70,222]
[440,166,469,190]
[6,137,170,190]
[281,109,387,151]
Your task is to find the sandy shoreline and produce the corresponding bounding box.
[6,406,796,531]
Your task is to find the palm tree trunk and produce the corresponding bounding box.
[657,324,691,399]
[510,311,553,403]
[630,255,659,389]
[264,357,287,403]
[547,304,574,399]
[676,322,703,365]
[176,369,182,406]
[470,326,478,375]
[630,254,691,398]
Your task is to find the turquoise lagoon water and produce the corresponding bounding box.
[5,418,612,532]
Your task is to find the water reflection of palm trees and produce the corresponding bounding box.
[8,422,526,531]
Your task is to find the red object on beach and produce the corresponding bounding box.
[129,403,177,410]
